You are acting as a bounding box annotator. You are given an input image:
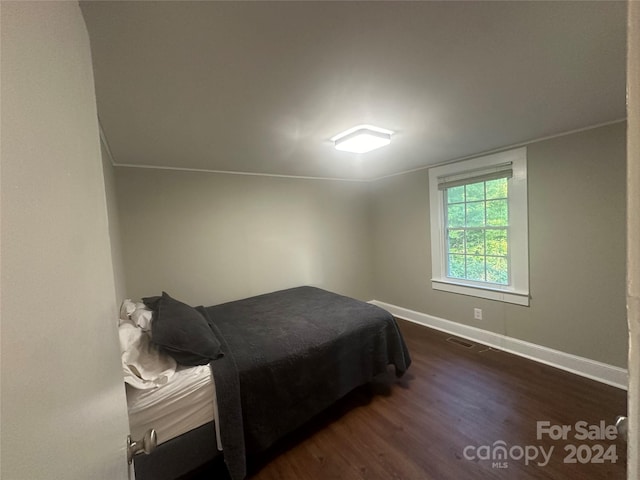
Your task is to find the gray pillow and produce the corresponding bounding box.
[143,292,223,366]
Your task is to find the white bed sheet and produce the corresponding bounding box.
[127,364,221,450]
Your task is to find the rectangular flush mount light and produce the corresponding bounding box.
[331,124,393,154]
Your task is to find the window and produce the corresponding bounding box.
[428,147,529,306]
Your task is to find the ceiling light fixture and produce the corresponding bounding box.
[331,124,393,154]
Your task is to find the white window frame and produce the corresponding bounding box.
[428,147,529,306]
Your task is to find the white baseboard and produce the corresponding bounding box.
[371,300,628,390]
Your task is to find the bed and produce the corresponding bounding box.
[120,286,411,480]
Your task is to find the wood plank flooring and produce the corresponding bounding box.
[184,319,627,479]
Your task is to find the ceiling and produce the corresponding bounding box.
[81,1,627,181]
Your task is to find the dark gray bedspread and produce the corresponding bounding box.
[202,286,411,480]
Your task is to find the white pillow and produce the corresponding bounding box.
[120,299,153,332]
[130,303,153,332]
[119,299,137,324]
[118,321,177,390]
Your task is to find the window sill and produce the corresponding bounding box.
[432,279,530,306]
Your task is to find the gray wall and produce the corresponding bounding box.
[370,122,627,367]
[102,141,128,304]
[1,2,130,478]
[115,168,373,306]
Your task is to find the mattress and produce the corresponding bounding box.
[127,364,221,450]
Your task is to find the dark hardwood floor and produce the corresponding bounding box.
[185,319,627,479]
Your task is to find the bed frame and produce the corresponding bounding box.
[134,422,219,480]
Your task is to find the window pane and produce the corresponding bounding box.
[465,230,485,255]
[447,186,465,204]
[466,255,486,281]
[465,182,485,202]
[442,177,510,286]
[486,199,508,226]
[448,254,466,278]
[486,256,508,285]
[447,229,465,254]
[466,201,485,227]
[447,204,465,227]
[486,178,508,200]
[485,228,507,256]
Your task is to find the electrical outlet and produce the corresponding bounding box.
[474,308,483,320]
